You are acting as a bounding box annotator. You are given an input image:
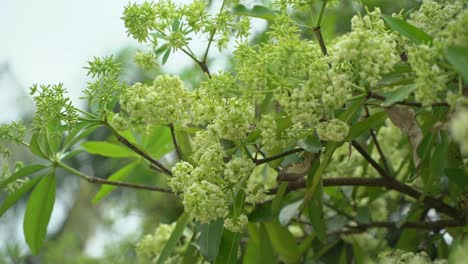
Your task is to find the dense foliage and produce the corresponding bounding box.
[1,0,468,263]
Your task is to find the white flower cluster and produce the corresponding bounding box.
[183,180,228,224]
[224,157,255,184]
[332,8,399,85]
[120,75,190,126]
[209,98,255,141]
[407,44,448,105]
[379,249,447,264]
[316,119,349,142]
[409,0,464,37]
[224,214,248,233]
[136,223,176,262]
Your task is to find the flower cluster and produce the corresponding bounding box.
[83,56,125,112]
[209,98,255,141]
[136,223,180,263]
[407,44,449,105]
[134,50,157,71]
[378,249,447,264]
[409,0,464,37]
[0,122,26,157]
[332,8,399,85]
[30,83,78,131]
[224,157,255,184]
[315,119,349,142]
[224,214,248,233]
[183,180,228,224]
[120,75,191,126]
[122,2,157,42]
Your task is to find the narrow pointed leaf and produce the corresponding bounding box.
[0,165,46,190]
[156,212,190,264]
[23,172,56,254]
[0,176,42,217]
[82,141,137,158]
[195,218,224,260]
[445,46,468,83]
[382,15,432,44]
[92,160,140,203]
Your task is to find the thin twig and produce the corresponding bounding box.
[58,161,173,194]
[169,124,183,160]
[313,1,328,56]
[367,91,449,108]
[351,140,461,219]
[104,121,172,176]
[364,107,391,173]
[255,148,304,165]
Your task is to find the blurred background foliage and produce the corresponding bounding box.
[0,0,422,263]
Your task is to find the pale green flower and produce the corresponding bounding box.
[183,180,228,223]
[224,156,255,184]
[316,119,349,142]
[134,50,157,71]
[224,214,248,233]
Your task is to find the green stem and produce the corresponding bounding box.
[57,161,173,193]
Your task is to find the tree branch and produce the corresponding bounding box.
[367,91,449,108]
[169,123,183,160]
[255,148,304,165]
[58,161,173,194]
[364,107,391,173]
[104,121,173,177]
[351,140,461,219]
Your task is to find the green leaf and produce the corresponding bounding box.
[303,97,365,207]
[162,49,171,65]
[345,111,387,141]
[195,218,224,261]
[306,159,326,242]
[248,203,273,222]
[0,176,42,217]
[173,127,193,161]
[29,132,48,159]
[142,126,174,158]
[0,165,46,190]
[279,200,302,226]
[23,172,56,254]
[233,5,276,21]
[382,15,432,44]
[244,224,276,264]
[381,85,417,107]
[81,141,137,158]
[63,123,98,150]
[215,230,241,264]
[92,160,140,203]
[264,220,301,263]
[156,212,190,264]
[445,168,468,188]
[298,135,321,153]
[445,46,468,83]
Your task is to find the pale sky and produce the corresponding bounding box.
[0,0,196,121]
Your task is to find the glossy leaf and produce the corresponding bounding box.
[156,212,190,264]
[82,141,137,158]
[381,85,417,107]
[382,15,432,44]
[0,165,46,190]
[233,5,276,21]
[298,135,321,153]
[215,230,240,264]
[264,220,301,263]
[29,132,48,159]
[445,46,468,83]
[0,176,42,217]
[92,160,140,203]
[345,111,387,141]
[195,218,224,261]
[23,172,56,254]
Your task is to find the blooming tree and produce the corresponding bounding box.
[1,0,468,263]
